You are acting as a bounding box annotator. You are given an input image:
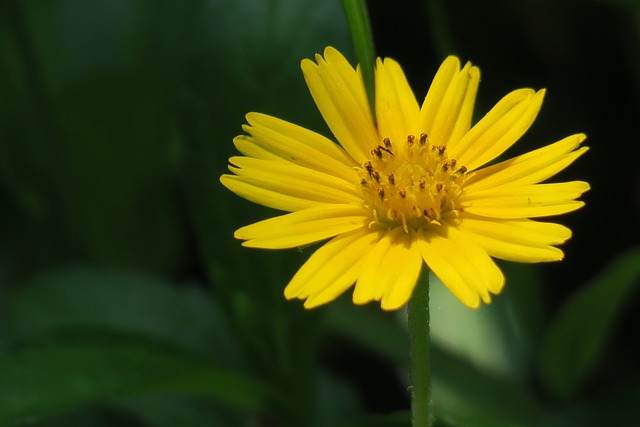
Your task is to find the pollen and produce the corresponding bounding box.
[357,134,469,231]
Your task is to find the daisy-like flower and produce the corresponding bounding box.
[220,47,589,310]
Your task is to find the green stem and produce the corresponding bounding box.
[425,0,455,58]
[341,0,376,119]
[408,269,432,427]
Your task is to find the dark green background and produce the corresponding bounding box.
[1,0,639,426]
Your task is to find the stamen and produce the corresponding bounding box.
[357,135,468,231]
[365,161,374,176]
[372,145,394,158]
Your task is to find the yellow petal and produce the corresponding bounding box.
[220,175,318,212]
[420,56,460,133]
[353,228,398,305]
[416,226,504,307]
[283,228,382,307]
[238,113,358,183]
[462,181,590,218]
[457,217,571,262]
[447,65,480,148]
[235,204,369,249]
[227,157,362,207]
[454,89,545,172]
[375,57,420,153]
[464,201,585,219]
[379,230,423,310]
[353,227,423,309]
[233,135,278,161]
[465,134,588,191]
[423,61,480,149]
[463,181,590,203]
[301,47,378,163]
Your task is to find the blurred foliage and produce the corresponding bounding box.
[1,0,639,426]
[539,249,640,401]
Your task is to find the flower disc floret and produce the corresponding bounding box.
[358,134,468,232]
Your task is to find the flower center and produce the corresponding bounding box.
[357,134,469,232]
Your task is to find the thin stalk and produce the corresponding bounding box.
[408,269,432,427]
[426,0,455,58]
[341,0,376,119]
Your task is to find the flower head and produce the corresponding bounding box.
[220,47,589,310]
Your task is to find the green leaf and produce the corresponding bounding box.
[5,267,241,364]
[430,264,543,382]
[538,248,640,401]
[0,328,270,427]
[431,345,545,427]
[341,0,376,117]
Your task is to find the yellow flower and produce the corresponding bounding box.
[220,47,589,310]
